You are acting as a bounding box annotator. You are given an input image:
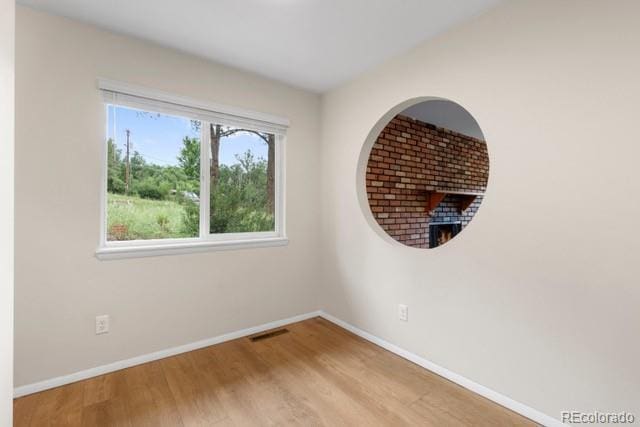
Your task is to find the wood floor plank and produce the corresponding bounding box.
[289,321,430,408]
[28,381,84,427]
[80,398,131,427]
[250,330,383,426]
[82,374,117,407]
[160,351,227,426]
[212,338,320,426]
[412,378,535,426]
[284,323,430,425]
[14,317,536,426]
[189,343,265,426]
[12,392,40,426]
[119,362,184,427]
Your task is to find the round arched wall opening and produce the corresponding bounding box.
[357,98,489,249]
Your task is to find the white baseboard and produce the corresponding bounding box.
[13,310,322,398]
[14,309,563,427]
[318,311,564,427]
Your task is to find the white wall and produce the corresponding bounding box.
[0,0,15,423]
[320,0,640,421]
[14,6,321,387]
[1,0,15,422]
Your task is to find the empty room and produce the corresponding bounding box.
[1,0,639,425]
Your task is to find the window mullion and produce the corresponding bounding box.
[276,133,285,238]
[199,122,211,239]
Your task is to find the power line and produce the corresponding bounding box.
[132,152,177,165]
[118,133,178,165]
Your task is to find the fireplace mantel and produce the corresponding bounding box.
[424,190,484,214]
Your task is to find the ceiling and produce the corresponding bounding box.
[401,100,485,140]
[18,0,500,92]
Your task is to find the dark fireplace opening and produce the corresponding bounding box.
[429,222,462,248]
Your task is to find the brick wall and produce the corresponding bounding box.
[365,114,489,248]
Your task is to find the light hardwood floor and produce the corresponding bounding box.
[13,317,536,426]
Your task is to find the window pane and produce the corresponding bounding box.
[106,105,201,241]
[208,125,276,234]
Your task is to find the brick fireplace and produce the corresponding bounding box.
[365,114,489,248]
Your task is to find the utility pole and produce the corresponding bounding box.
[125,129,131,195]
[110,139,116,162]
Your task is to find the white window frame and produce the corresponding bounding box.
[95,79,288,260]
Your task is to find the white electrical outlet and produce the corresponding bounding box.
[398,304,408,322]
[95,315,110,335]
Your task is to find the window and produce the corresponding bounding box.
[97,81,287,259]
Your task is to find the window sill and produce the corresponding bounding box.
[95,236,289,260]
